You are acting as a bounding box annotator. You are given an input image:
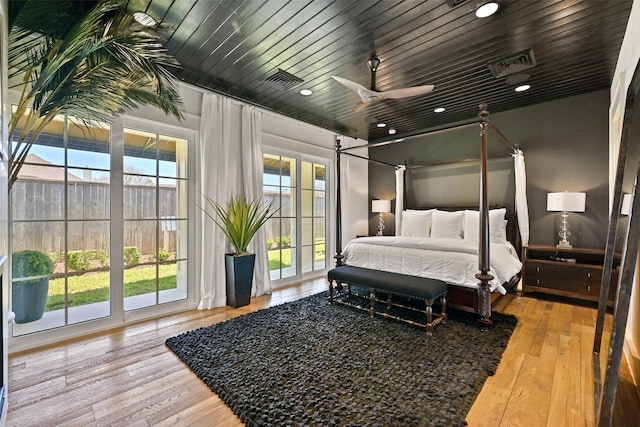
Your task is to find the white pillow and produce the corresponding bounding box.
[463,208,507,243]
[430,210,464,239]
[400,209,433,238]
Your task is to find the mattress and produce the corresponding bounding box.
[342,236,522,294]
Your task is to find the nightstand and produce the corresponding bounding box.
[522,244,619,304]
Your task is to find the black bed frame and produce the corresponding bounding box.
[334,104,520,324]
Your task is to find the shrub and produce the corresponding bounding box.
[48,252,59,264]
[154,248,170,262]
[98,250,109,267]
[124,246,141,265]
[281,235,292,247]
[67,250,93,271]
[12,250,55,282]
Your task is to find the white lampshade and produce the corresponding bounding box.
[547,192,586,212]
[372,199,391,213]
[621,193,632,216]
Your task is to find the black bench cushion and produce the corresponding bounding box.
[328,265,448,301]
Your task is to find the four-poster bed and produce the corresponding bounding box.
[331,104,528,323]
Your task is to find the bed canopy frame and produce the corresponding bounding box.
[334,104,524,325]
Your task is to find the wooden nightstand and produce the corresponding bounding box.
[522,244,619,304]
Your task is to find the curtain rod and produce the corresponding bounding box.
[406,154,512,170]
[338,121,518,155]
[337,121,479,153]
[341,151,398,168]
[488,124,519,152]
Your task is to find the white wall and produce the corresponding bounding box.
[609,0,640,391]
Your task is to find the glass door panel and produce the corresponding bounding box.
[11,116,111,335]
[123,128,188,311]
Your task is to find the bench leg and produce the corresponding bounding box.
[441,294,448,321]
[425,299,434,335]
[369,289,376,318]
[328,279,334,303]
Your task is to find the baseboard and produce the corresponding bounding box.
[623,339,640,402]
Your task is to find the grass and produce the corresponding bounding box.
[45,241,327,310]
[267,241,325,270]
[46,264,177,311]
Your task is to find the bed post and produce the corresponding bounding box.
[476,103,494,326]
[334,138,345,267]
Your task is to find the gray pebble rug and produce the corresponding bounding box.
[165,290,517,427]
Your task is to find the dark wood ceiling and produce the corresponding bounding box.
[126,0,633,142]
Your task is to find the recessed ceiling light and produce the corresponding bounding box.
[388,128,397,135]
[133,11,157,27]
[434,107,446,113]
[475,2,499,18]
[515,84,531,92]
[300,89,313,96]
[377,123,386,128]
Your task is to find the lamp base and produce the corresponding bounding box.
[557,241,572,248]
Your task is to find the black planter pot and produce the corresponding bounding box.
[225,253,255,308]
[12,278,49,323]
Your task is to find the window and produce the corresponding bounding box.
[10,112,195,342]
[263,153,328,282]
[11,115,112,335]
[122,128,189,310]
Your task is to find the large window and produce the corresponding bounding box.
[10,113,194,341]
[123,128,189,310]
[264,153,327,282]
[11,115,112,335]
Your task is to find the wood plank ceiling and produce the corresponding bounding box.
[127,0,633,142]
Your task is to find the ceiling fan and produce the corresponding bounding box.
[332,56,435,112]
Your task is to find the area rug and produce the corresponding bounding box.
[165,291,517,427]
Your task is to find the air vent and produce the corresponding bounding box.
[263,69,304,91]
[488,49,537,78]
[446,0,470,7]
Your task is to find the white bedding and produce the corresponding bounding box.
[342,236,522,294]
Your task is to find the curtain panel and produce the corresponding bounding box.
[197,93,271,310]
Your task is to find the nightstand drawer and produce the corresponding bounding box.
[522,245,618,303]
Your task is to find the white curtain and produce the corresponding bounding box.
[513,149,530,246]
[395,165,406,235]
[241,105,271,297]
[197,93,270,310]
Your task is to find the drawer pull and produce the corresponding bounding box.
[588,285,591,292]
[536,279,540,285]
[536,266,540,272]
[587,272,591,278]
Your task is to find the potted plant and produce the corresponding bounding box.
[204,194,276,307]
[12,250,55,323]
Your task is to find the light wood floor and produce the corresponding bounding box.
[6,278,640,427]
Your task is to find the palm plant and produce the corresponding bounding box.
[7,0,184,189]
[204,194,276,256]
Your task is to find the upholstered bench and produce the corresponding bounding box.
[327,265,448,335]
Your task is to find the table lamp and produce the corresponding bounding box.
[372,200,391,236]
[547,191,586,248]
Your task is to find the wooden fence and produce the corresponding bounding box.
[12,180,178,256]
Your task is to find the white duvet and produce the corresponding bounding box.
[342,236,522,294]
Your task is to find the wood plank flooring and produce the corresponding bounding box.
[6,278,640,427]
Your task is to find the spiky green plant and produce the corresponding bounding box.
[7,0,184,189]
[204,195,276,256]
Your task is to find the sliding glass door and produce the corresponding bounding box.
[11,115,112,335]
[122,128,189,311]
[10,114,195,342]
[263,152,328,283]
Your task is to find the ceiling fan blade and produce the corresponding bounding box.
[352,101,370,112]
[381,85,435,99]
[331,76,368,93]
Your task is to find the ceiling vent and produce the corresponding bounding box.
[446,0,470,7]
[488,49,537,78]
[263,69,304,91]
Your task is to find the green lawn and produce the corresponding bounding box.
[46,264,177,311]
[267,241,325,270]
